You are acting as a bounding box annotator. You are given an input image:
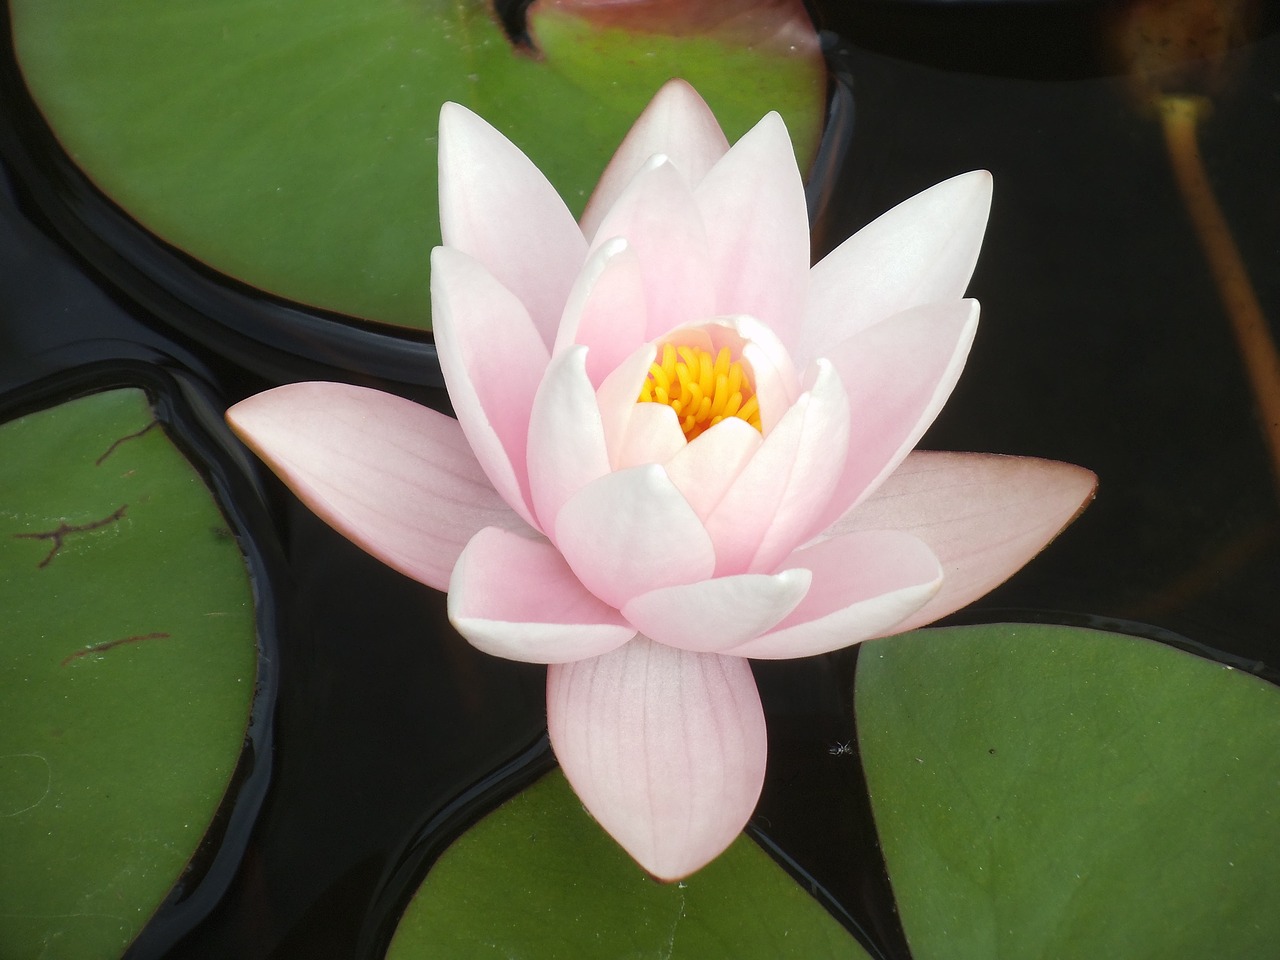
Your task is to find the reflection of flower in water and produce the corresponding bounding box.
[228,80,1095,880]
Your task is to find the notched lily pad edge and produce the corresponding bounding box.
[357,730,887,960]
[356,733,556,959]
[0,360,284,960]
[0,14,855,388]
[748,825,893,960]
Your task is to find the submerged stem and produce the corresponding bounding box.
[1159,95,1280,491]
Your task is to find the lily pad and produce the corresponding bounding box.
[856,623,1280,960]
[384,769,872,960]
[9,0,825,330]
[0,388,257,959]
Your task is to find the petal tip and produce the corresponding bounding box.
[436,100,485,155]
[547,644,766,882]
[957,168,994,208]
[651,76,712,116]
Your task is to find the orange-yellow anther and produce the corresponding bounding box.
[637,344,762,441]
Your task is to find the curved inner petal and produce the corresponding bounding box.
[526,346,612,532]
[622,569,811,653]
[448,527,635,664]
[554,237,649,387]
[663,418,762,521]
[431,247,548,528]
[438,101,588,350]
[703,360,850,576]
[580,79,729,242]
[596,343,662,470]
[554,464,716,609]
[589,156,715,342]
[694,111,810,350]
[727,529,941,659]
[666,316,799,435]
[610,402,688,472]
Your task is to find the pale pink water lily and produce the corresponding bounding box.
[227,80,1096,881]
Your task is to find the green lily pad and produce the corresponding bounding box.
[856,623,1280,960]
[384,769,871,960]
[0,388,257,959]
[528,3,826,176]
[10,0,825,330]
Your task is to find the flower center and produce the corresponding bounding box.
[636,343,761,441]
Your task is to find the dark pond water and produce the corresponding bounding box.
[2,2,1278,958]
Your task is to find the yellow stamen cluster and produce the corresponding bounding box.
[637,343,762,441]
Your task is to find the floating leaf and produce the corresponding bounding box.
[527,0,825,169]
[384,769,871,960]
[10,0,824,329]
[856,623,1280,960]
[0,389,257,958]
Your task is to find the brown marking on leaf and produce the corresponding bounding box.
[13,504,128,567]
[61,632,171,667]
[95,420,159,465]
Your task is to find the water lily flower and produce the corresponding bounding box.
[226,80,1096,882]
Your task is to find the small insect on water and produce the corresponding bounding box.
[828,741,853,757]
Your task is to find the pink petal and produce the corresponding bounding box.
[695,111,810,350]
[805,299,979,539]
[611,402,687,471]
[554,464,715,609]
[703,360,850,576]
[431,246,547,529]
[589,157,714,341]
[580,79,730,242]
[796,170,992,364]
[526,347,612,532]
[553,238,648,386]
[622,569,811,652]
[594,342,659,470]
[546,639,767,881]
[593,331,701,471]
[726,530,941,659]
[697,315,799,434]
[448,527,635,663]
[663,418,762,520]
[828,451,1097,632]
[226,382,524,592]
[438,101,588,350]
